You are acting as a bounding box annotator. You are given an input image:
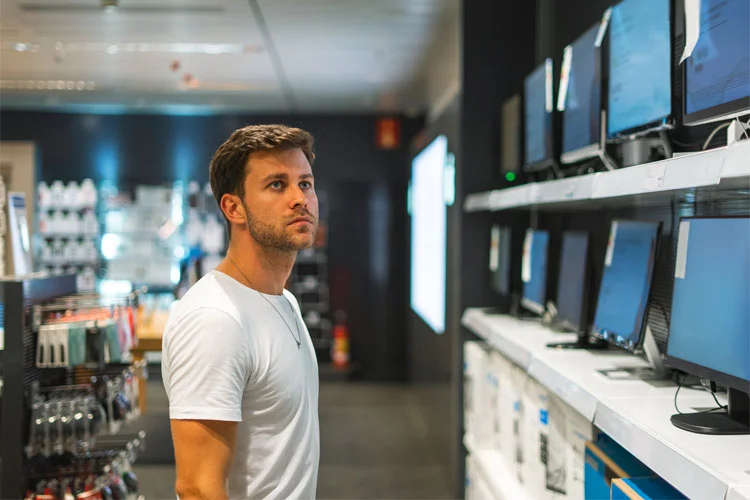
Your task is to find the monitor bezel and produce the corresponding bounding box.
[664,215,750,393]
[591,219,662,352]
[521,229,550,316]
[523,58,556,172]
[606,0,673,139]
[561,23,603,164]
[555,231,590,334]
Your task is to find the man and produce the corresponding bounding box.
[162,124,320,499]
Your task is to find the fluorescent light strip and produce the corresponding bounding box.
[0,80,95,90]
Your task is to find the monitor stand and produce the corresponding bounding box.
[547,334,609,350]
[671,388,750,435]
[596,326,668,381]
[621,130,673,167]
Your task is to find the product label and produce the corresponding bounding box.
[675,220,690,279]
[605,222,618,267]
[595,7,612,47]
[522,230,533,283]
[680,0,701,63]
[490,225,500,271]
[557,45,573,112]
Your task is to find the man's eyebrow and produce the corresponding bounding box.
[299,173,314,180]
[261,172,289,183]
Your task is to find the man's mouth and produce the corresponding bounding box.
[289,216,314,225]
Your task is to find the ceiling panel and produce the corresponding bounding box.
[0,0,459,113]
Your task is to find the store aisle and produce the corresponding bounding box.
[133,374,452,499]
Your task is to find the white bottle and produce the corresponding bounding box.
[64,181,80,209]
[38,182,51,209]
[81,211,99,236]
[50,180,65,208]
[79,179,98,208]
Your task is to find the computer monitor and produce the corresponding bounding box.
[681,0,750,126]
[501,94,522,176]
[608,0,672,138]
[523,59,555,172]
[666,216,750,435]
[490,225,512,298]
[521,229,549,316]
[555,232,589,333]
[592,220,660,351]
[561,23,603,163]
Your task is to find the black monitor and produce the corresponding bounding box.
[561,23,603,164]
[521,229,549,316]
[490,225,512,298]
[607,0,672,138]
[501,94,523,178]
[523,59,555,172]
[666,216,750,435]
[681,0,750,126]
[592,220,660,351]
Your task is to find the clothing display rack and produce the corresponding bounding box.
[0,273,146,500]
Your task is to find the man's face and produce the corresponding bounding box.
[241,148,319,252]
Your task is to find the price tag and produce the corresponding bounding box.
[522,229,533,283]
[680,0,701,64]
[675,221,690,279]
[605,222,618,267]
[643,165,665,191]
[490,225,500,271]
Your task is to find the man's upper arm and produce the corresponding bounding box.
[164,306,251,422]
[171,419,238,499]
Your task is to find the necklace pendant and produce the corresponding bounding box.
[297,340,302,350]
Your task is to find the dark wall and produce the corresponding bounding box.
[0,110,421,381]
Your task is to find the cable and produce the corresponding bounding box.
[673,373,727,415]
[702,122,732,150]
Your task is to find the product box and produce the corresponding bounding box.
[465,454,476,500]
[546,394,594,500]
[489,350,513,453]
[501,363,526,483]
[584,432,653,500]
[611,477,687,500]
[522,376,551,499]
[463,341,491,442]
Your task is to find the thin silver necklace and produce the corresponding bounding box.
[228,257,302,349]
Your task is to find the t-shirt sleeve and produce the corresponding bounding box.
[164,307,251,422]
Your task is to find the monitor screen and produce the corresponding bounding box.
[410,135,448,334]
[593,220,660,350]
[490,225,512,297]
[608,0,671,136]
[684,0,750,125]
[562,23,602,160]
[522,229,550,315]
[556,232,589,332]
[666,217,750,388]
[524,59,554,167]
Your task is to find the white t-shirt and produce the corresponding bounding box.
[162,270,320,499]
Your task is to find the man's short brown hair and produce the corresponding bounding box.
[209,124,315,210]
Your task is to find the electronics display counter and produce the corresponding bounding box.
[462,308,750,500]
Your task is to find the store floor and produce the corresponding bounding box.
[131,370,453,499]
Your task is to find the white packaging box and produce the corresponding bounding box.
[466,454,477,500]
[509,364,527,485]
[546,394,569,499]
[545,394,593,500]
[522,376,550,499]
[463,341,491,441]
[490,350,513,453]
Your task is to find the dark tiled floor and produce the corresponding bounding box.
[133,374,453,499]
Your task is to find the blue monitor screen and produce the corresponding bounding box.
[593,220,659,349]
[684,0,750,121]
[522,230,549,313]
[525,59,553,165]
[563,24,602,156]
[667,217,750,385]
[608,0,672,136]
[556,232,589,332]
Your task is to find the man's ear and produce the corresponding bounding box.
[220,193,246,226]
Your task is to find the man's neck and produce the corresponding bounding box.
[218,236,296,295]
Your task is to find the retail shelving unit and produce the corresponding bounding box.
[464,140,750,213]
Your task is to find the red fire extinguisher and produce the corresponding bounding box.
[331,310,350,368]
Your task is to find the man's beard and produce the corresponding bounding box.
[243,202,317,252]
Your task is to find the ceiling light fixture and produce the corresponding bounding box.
[0,80,95,91]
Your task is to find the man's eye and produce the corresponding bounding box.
[270,181,283,189]
[300,181,312,189]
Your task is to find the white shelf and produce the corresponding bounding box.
[462,308,750,500]
[464,433,530,500]
[464,140,750,212]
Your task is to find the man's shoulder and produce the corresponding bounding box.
[167,273,243,329]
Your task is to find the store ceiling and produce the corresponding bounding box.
[0,0,457,114]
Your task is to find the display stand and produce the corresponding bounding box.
[671,388,750,435]
[597,326,667,381]
[621,131,673,168]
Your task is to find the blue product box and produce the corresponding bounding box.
[584,432,653,500]
[611,477,687,500]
